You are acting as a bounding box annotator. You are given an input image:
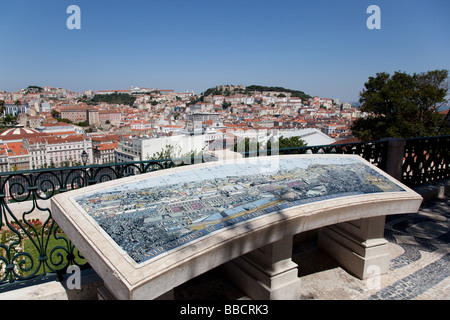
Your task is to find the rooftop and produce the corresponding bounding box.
[0,127,39,137]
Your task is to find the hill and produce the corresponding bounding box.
[202,85,311,101]
[245,85,311,100]
[89,92,136,106]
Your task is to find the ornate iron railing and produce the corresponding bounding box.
[240,140,388,171]
[0,136,447,290]
[402,135,450,188]
[0,157,196,290]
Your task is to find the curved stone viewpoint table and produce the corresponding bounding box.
[51,155,422,300]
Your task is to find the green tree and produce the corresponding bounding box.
[245,85,311,100]
[351,70,450,141]
[233,138,259,156]
[2,114,17,125]
[90,92,136,105]
[222,101,232,109]
[149,144,178,160]
[26,85,43,93]
[51,109,60,119]
[233,136,307,156]
[278,136,308,150]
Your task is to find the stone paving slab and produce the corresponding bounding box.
[174,197,450,300]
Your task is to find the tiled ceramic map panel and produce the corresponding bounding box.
[73,156,405,263]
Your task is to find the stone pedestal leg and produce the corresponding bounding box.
[222,236,301,300]
[318,216,390,280]
[97,286,116,300]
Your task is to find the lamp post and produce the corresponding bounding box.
[81,150,88,166]
[81,150,88,187]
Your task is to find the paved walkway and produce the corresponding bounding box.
[174,197,450,300]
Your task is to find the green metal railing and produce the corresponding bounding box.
[0,158,191,290]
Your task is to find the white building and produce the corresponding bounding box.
[277,128,336,146]
[115,134,206,163]
[3,102,30,116]
[24,135,93,168]
[35,122,84,135]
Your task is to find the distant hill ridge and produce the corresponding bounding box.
[202,85,311,101]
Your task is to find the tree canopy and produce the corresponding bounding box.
[233,135,307,156]
[351,69,449,141]
[25,86,43,93]
[90,93,136,106]
[245,85,311,100]
[202,85,311,101]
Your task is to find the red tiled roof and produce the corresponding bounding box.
[95,142,118,151]
[6,142,28,156]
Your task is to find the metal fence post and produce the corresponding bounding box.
[382,138,407,181]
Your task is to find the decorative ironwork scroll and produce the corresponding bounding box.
[402,135,450,188]
[0,158,193,288]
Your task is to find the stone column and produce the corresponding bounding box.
[222,236,301,300]
[318,216,389,280]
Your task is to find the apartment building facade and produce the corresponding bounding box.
[2,102,30,116]
[99,110,121,125]
[23,135,93,169]
[60,106,100,125]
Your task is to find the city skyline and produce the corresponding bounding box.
[1,1,449,102]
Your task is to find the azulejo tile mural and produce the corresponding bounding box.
[74,157,405,263]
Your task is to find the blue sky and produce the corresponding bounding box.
[0,0,449,102]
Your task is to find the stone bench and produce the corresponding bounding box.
[51,155,422,300]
